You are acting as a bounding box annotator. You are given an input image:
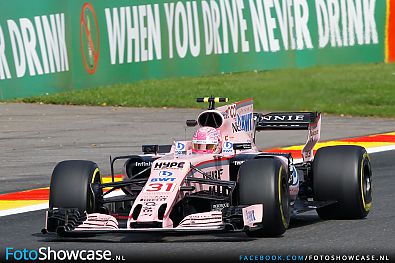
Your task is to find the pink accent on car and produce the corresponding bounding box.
[177,211,223,228]
[302,114,321,162]
[75,213,119,230]
[242,204,263,228]
[74,205,264,231]
[192,127,221,154]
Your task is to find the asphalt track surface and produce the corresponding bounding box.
[1,103,395,262]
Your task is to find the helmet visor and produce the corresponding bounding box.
[192,143,216,153]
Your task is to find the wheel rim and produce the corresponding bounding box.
[278,166,290,228]
[281,177,289,222]
[88,168,102,213]
[361,157,372,211]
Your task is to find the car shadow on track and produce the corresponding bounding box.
[289,214,322,229]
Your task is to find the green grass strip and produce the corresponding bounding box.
[18,63,395,117]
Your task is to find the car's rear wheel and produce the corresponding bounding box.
[49,160,102,213]
[313,145,372,219]
[238,158,290,237]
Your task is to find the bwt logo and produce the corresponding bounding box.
[223,141,233,150]
[291,166,299,186]
[237,113,253,132]
[176,142,185,151]
[223,141,234,153]
[151,177,176,182]
[159,171,173,176]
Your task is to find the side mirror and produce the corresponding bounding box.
[142,145,159,154]
[233,143,252,150]
[186,120,198,127]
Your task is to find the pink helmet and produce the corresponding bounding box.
[192,127,221,154]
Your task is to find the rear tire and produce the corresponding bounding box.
[238,158,290,237]
[49,160,102,213]
[313,146,372,219]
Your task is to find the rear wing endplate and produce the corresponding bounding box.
[254,112,321,162]
[254,112,320,131]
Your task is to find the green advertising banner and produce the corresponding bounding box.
[0,0,388,99]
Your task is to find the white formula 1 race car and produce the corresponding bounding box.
[43,97,372,237]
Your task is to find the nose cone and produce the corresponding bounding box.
[127,156,198,229]
[129,201,168,228]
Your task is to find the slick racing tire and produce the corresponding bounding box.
[49,160,102,213]
[238,158,290,237]
[313,145,372,219]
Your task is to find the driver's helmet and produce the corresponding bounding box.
[192,127,221,154]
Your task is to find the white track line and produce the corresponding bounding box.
[1,144,395,217]
[0,203,49,217]
[0,189,124,217]
[366,145,395,154]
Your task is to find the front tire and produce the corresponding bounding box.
[313,145,372,219]
[49,160,102,213]
[238,158,290,237]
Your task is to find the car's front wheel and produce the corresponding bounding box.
[49,160,102,213]
[238,158,290,237]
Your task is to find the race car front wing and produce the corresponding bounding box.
[42,204,264,236]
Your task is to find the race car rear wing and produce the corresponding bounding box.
[254,112,321,162]
[254,112,320,131]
